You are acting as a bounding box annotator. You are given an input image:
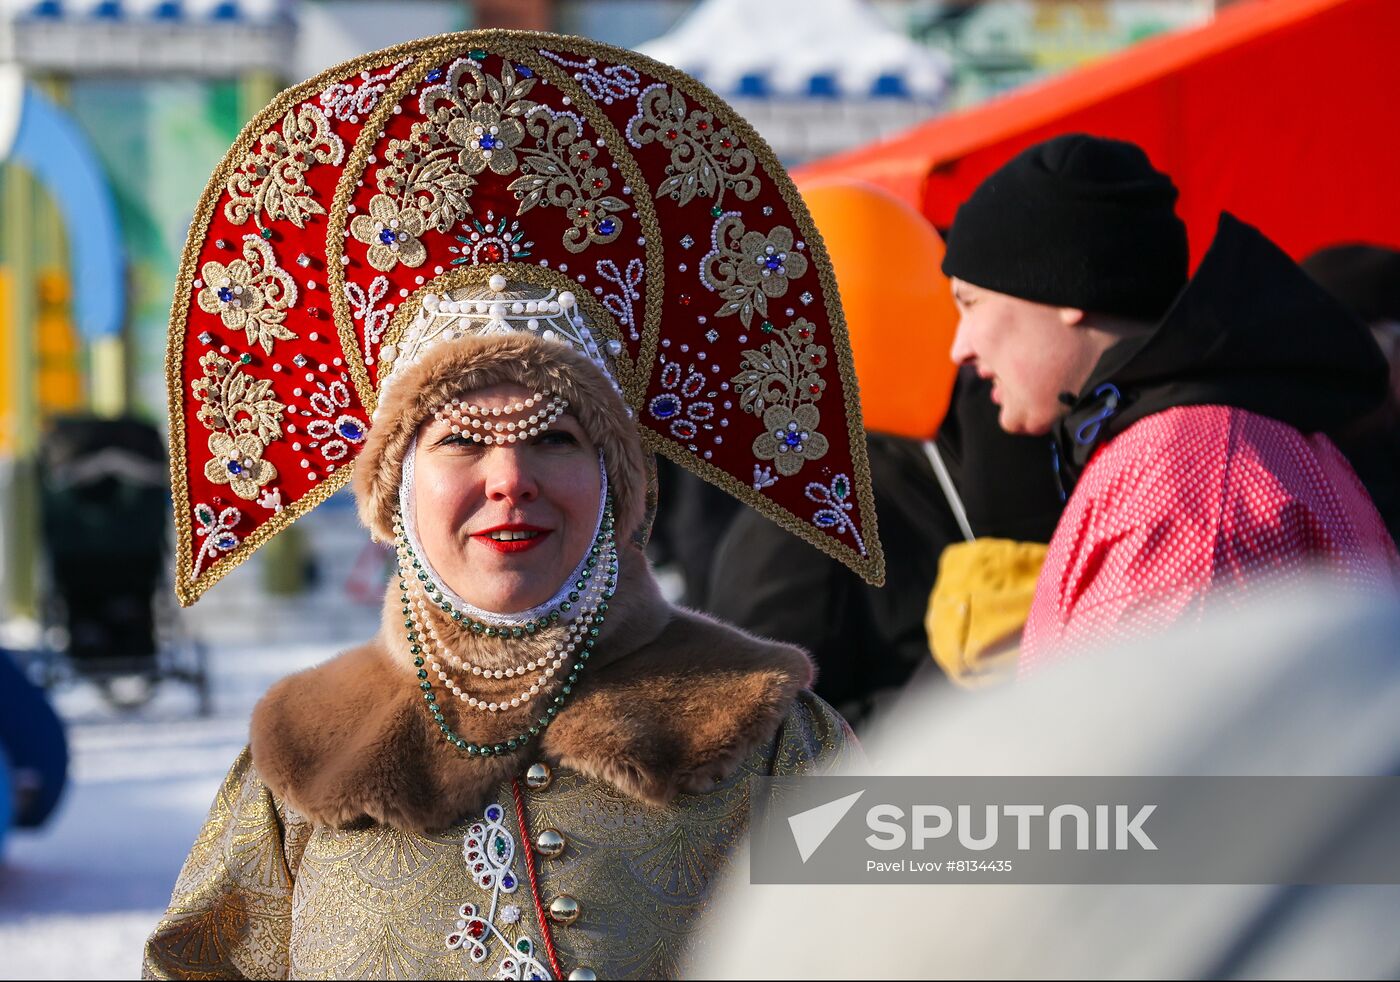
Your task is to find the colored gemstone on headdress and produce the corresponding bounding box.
[649,395,681,419]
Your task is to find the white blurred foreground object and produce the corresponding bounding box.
[691,578,1400,980]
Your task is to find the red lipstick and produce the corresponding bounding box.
[472,523,552,554]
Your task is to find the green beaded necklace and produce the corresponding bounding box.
[398,502,619,757]
[393,521,610,638]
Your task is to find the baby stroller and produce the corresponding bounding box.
[35,415,209,713]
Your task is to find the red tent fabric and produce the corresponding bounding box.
[795,0,1400,266]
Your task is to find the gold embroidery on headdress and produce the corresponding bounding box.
[197,235,299,355]
[700,216,809,326]
[224,104,344,228]
[626,84,760,211]
[191,352,286,445]
[732,319,829,476]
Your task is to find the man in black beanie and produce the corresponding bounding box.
[942,133,1399,669]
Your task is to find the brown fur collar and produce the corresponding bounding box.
[250,546,814,833]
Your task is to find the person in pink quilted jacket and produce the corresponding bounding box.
[941,133,1400,670]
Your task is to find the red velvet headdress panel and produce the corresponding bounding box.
[168,30,884,605]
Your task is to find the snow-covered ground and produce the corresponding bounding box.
[0,640,337,981]
[0,498,382,981]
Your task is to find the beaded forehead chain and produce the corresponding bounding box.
[434,391,570,445]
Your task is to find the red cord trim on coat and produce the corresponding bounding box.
[512,776,565,980]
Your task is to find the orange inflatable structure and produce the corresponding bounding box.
[801,181,959,439]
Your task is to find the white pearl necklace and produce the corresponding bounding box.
[406,537,616,713]
[413,601,591,712]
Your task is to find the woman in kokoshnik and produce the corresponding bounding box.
[145,29,884,981]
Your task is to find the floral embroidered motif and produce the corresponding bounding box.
[648,358,715,442]
[538,49,641,102]
[511,106,627,253]
[806,474,867,556]
[191,352,286,446]
[425,56,536,173]
[701,216,808,325]
[753,404,827,477]
[224,103,344,229]
[368,56,624,256]
[197,235,299,355]
[192,502,241,577]
[371,56,535,236]
[627,84,759,211]
[731,318,828,475]
[376,115,478,234]
[596,257,643,341]
[450,102,528,177]
[351,194,428,272]
[454,211,534,265]
[319,57,414,122]
[446,804,551,980]
[204,431,278,499]
[344,274,392,366]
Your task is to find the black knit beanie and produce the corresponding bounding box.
[941,133,1188,321]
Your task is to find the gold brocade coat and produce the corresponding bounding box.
[143,551,858,980]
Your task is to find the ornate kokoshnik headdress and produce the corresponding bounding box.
[168,29,884,605]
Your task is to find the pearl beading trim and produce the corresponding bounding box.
[412,543,613,712]
[433,396,570,445]
[444,401,566,429]
[442,391,548,417]
[420,553,610,679]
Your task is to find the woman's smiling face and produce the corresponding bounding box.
[412,382,602,613]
